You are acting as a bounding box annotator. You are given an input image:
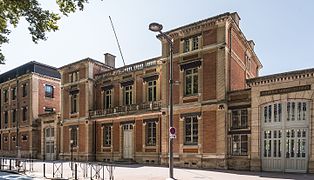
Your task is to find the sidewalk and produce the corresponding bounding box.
[3,161,314,180]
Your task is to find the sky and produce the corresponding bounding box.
[1,0,314,76]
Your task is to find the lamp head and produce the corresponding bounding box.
[149,22,163,32]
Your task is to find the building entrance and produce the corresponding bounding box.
[123,124,134,159]
[261,101,309,173]
[45,127,55,161]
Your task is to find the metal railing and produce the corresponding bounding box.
[89,101,161,118]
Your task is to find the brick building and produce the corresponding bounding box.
[0,61,60,159]
[57,12,262,168]
[1,12,314,173]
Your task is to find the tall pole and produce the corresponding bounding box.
[149,22,174,179]
[168,38,174,179]
[16,73,20,159]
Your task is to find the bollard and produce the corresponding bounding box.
[9,159,11,170]
[75,163,77,180]
[43,163,46,177]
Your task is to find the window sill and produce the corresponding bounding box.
[70,112,79,118]
[182,95,199,103]
[182,144,199,148]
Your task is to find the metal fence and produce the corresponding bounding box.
[0,157,115,180]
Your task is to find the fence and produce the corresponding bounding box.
[0,157,115,180]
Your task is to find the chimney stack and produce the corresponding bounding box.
[104,53,116,68]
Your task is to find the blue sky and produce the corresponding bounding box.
[1,0,314,76]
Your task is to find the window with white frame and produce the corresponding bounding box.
[183,36,199,53]
[123,85,133,105]
[103,124,112,147]
[103,89,112,109]
[231,134,248,156]
[263,101,307,124]
[147,80,157,102]
[184,116,198,145]
[70,94,78,114]
[146,121,156,146]
[184,67,198,96]
[231,109,248,129]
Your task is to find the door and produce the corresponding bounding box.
[261,101,309,173]
[45,127,55,161]
[123,124,134,159]
[285,128,308,172]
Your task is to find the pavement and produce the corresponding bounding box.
[1,161,314,180]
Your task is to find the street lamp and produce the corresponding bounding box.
[149,22,174,180]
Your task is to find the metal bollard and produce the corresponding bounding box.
[43,163,46,177]
[9,159,11,170]
[75,163,77,180]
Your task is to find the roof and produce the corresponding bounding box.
[0,61,60,83]
[247,67,314,85]
[160,12,232,36]
[58,57,113,70]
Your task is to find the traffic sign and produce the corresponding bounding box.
[169,127,176,139]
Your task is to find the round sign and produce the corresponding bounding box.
[169,127,176,135]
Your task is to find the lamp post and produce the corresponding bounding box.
[149,22,174,180]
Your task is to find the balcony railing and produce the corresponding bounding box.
[89,101,162,118]
[95,57,159,80]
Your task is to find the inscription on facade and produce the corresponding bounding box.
[260,85,311,96]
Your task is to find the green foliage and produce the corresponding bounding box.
[0,0,89,64]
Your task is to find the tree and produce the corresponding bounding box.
[0,0,89,64]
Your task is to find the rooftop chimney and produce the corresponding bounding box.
[104,53,116,68]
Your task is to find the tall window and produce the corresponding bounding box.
[183,39,190,52]
[4,111,8,125]
[147,80,157,102]
[184,116,198,145]
[12,109,16,123]
[232,134,248,156]
[231,109,248,129]
[71,94,78,114]
[124,85,133,105]
[22,84,27,97]
[192,37,199,50]
[22,107,28,121]
[103,90,112,109]
[11,87,17,100]
[146,121,156,146]
[3,89,8,102]
[45,85,54,98]
[70,127,78,147]
[69,71,79,83]
[103,125,112,147]
[184,68,198,96]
